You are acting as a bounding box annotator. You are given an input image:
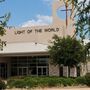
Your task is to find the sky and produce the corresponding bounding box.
[0,0,54,27]
[0,0,89,27]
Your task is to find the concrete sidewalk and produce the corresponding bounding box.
[6,87,90,90]
[33,87,90,90]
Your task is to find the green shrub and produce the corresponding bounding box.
[64,78,75,86]
[46,78,58,87]
[85,73,90,86]
[76,76,86,85]
[55,78,76,86]
[7,79,16,88]
[7,76,90,88]
[25,78,39,88]
[13,80,26,88]
[0,80,6,89]
[7,79,26,88]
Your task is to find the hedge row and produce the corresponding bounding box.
[0,73,89,89]
[0,80,6,89]
[7,75,90,89]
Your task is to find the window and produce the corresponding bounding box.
[11,56,49,76]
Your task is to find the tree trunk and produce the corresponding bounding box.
[68,66,70,77]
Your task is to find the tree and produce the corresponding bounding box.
[62,0,90,40]
[0,0,10,50]
[84,42,90,72]
[48,35,85,76]
[85,42,90,59]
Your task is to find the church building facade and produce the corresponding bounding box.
[0,1,78,78]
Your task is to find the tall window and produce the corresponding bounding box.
[11,56,49,76]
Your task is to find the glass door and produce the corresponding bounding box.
[23,67,28,75]
[37,66,48,76]
[0,63,7,78]
[37,67,42,75]
[18,67,28,76]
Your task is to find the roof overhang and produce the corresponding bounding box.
[0,42,49,57]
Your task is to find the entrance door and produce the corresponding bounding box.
[18,67,28,76]
[37,66,48,76]
[0,63,7,78]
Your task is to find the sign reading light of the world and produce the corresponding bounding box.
[14,27,61,35]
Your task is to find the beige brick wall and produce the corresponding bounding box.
[87,61,90,73]
[63,66,68,77]
[70,67,77,77]
[49,64,59,76]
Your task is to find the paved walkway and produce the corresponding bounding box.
[32,87,90,90]
[6,87,90,90]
